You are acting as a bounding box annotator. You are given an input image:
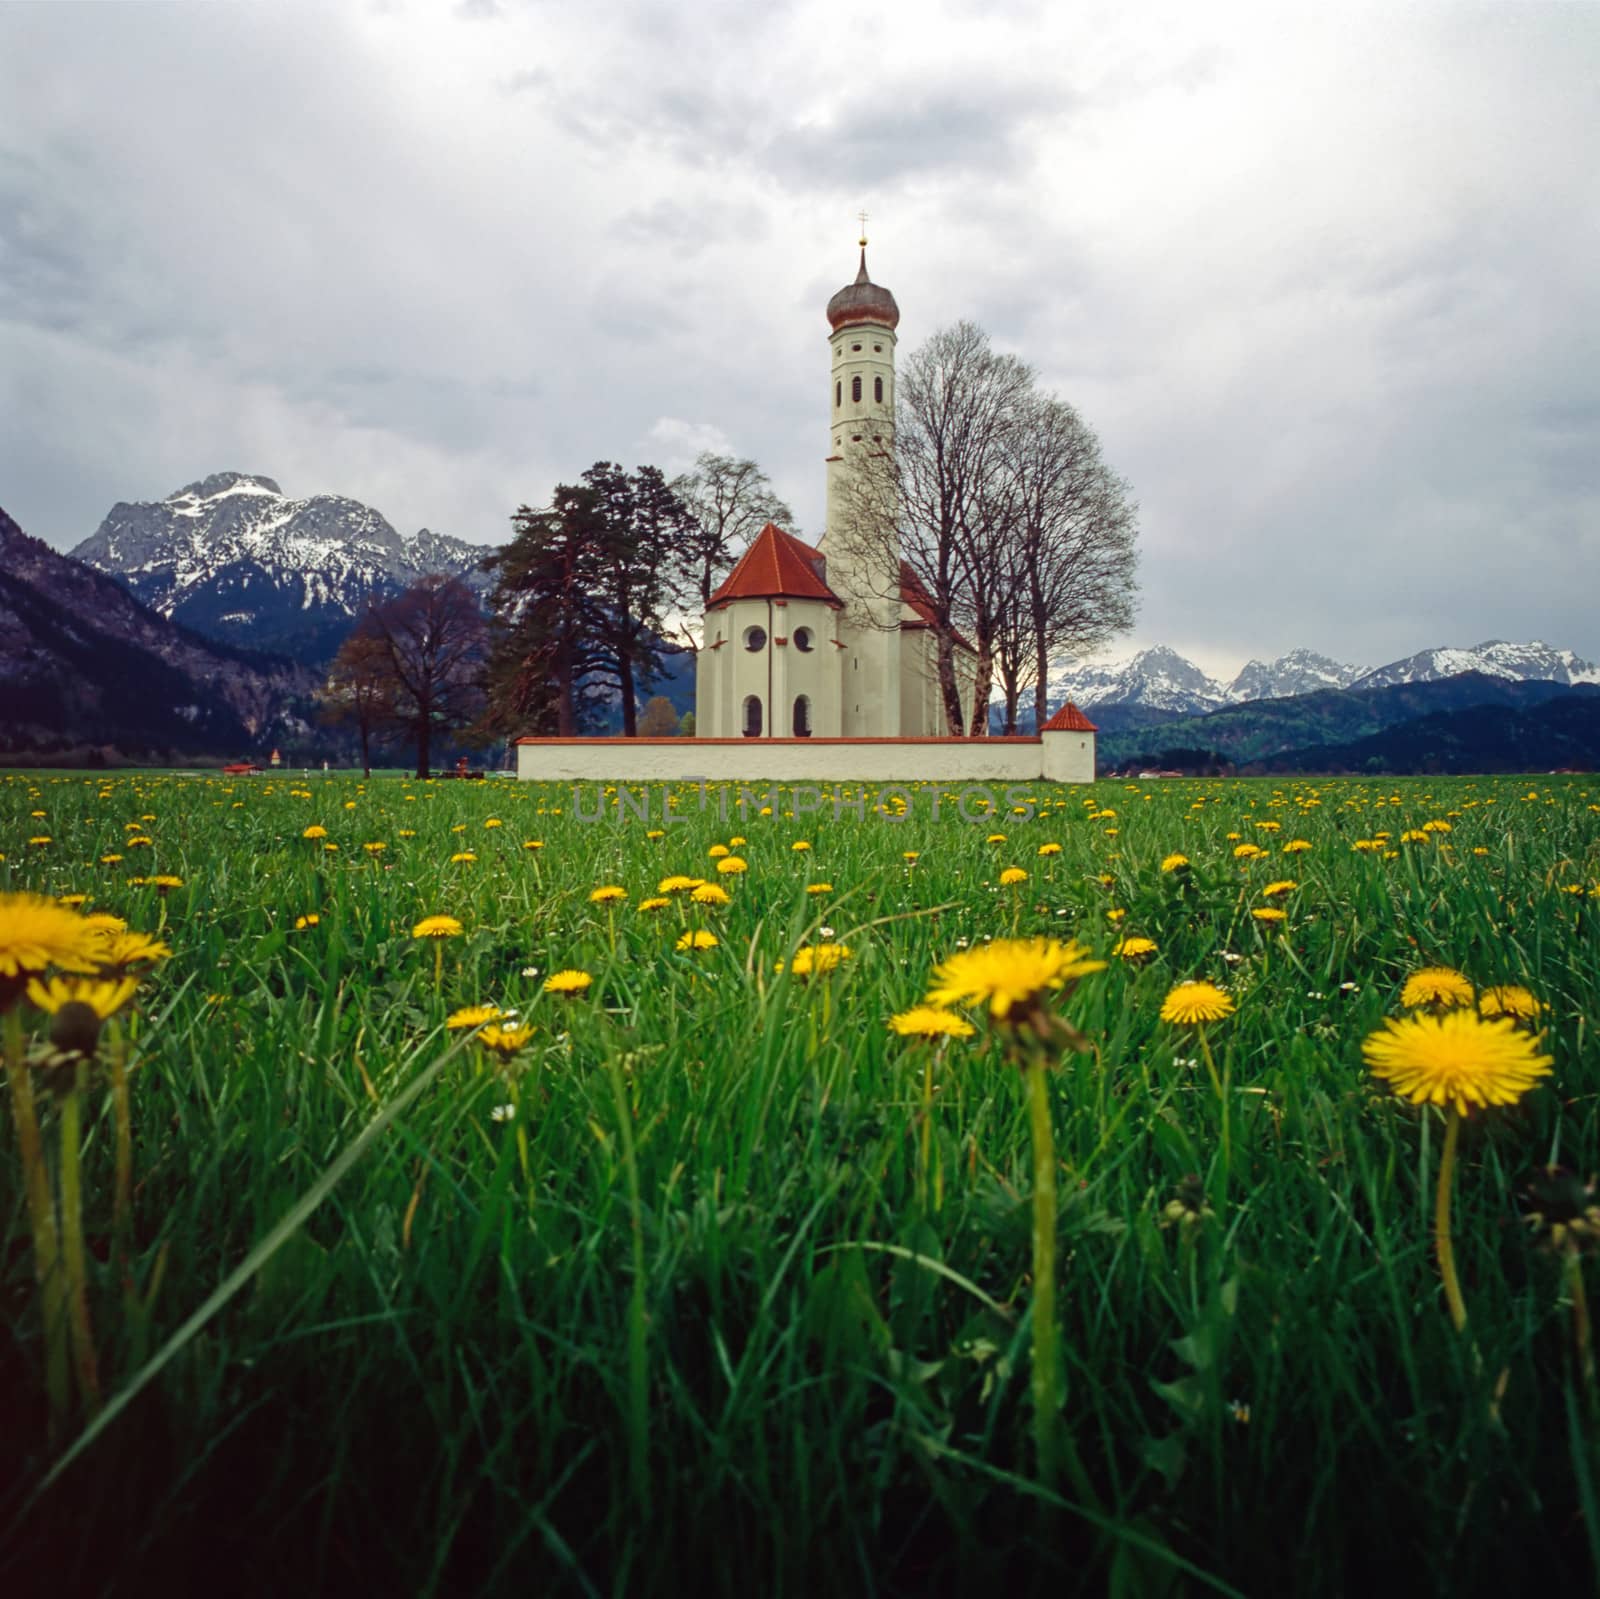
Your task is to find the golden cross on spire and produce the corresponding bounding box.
[857,209,869,246]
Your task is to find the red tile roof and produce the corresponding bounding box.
[1041,701,1098,733]
[707,523,842,609]
[898,563,976,653]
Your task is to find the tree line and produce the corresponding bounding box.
[320,455,790,775]
[319,318,1139,771]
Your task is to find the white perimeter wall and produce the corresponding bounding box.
[517,733,1095,784]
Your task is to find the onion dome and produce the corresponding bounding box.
[826,245,900,331]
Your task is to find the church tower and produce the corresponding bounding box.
[821,233,901,737]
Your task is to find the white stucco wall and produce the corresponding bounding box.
[517,730,1094,784]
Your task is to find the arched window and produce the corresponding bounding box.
[793,626,813,653]
[793,695,811,737]
[743,626,767,652]
[835,380,841,408]
[742,696,763,738]
[874,376,883,403]
[851,375,862,403]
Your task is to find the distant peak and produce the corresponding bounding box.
[171,472,283,501]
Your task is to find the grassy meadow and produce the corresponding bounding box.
[3,767,1599,1595]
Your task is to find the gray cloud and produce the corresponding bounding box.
[1,0,1597,680]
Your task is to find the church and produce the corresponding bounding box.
[693,240,980,740]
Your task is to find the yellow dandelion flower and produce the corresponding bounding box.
[484,818,503,828]
[1251,907,1287,923]
[1114,936,1159,959]
[1233,843,1265,860]
[364,841,387,854]
[806,883,833,895]
[1422,819,1452,833]
[450,851,477,864]
[524,840,544,850]
[999,867,1029,887]
[658,875,697,895]
[412,915,464,939]
[986,833,1007,844]
[1160,854,1190,873]
[708,844,730,859]
[1400,830,1430,844]
[690,884,731,907]
[1282,839,1312,854]
[926,937,1104,1020]
[26,974,139,1018]
[791,840,812,852]
[478,1023,536,1055]
[1160,981,1236,1025]
[1038,842,1062,856]
[1363,1011,1553,1115]
[676,930,719,952]
[1478,985,1544,1021]
[637,897,670,913]
[589,885,627,904]
[716,857,748,875]
[645,829,664,840]
[782,942,853,978]
[888,1005,976,1040]
[99,854,124,865]
[729,836,747,847]
[543,969,593,996]
[446,1004,504,1029]
[294,914,320,931]
[1262,880,1298,898]
[1401,967,1474,1010]
[303,825,328,840]
[0,894,104,982]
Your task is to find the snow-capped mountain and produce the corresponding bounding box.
[1352,640,1600,693]
[71,473,492,666]
[1049,640,1598,716]
[1226,649,1363,702]
[1048,646,1229,716]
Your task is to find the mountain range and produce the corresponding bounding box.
[71,472,491,667]
[1,504,317,763]
[1050,640,1600,728]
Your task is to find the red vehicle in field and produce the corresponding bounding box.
[221,762,262,776]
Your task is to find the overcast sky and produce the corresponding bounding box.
[3,0,1597,679]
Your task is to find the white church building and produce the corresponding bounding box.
[694,243,980,741]
[515,240,1098,785]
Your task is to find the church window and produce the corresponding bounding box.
[743,626,767,652]
[793,627,813,652]
[874,377,883,402]
[835,381,841,408]
[873,343,882,352]
[852,343,861,352]
[742,696,763,737]
[793,695,811,736]
[851,376,862,402]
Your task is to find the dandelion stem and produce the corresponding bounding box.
[107,1021,134,1264]
[59,1063,102,1415]
[1025,1060,1064,1486]
[1566,1248,1596,1416]
[5,1007,71,1443]
[433,940,443,997]
[1435,1108,1468,1333]
[605,1050,651,1512]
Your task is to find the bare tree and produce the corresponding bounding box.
[668,453,796,645]
[1011,396,1139,729]
[319,624,398,777]
[832,323,1138,736]
[362,575,487,779]
[831,321,1033,733]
